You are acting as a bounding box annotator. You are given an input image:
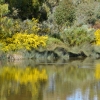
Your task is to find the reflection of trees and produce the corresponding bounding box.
[43,63,100,100]
[0,66,48,100]
[55,65,95,99]
[0,59,100,100]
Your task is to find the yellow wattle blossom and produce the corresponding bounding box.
[1,33,48,51]
[94,29,100,45]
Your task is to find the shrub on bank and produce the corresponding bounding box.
[0,3,49,52]
[94,29,100,45]
[54,0,75,26]
[60,26,95,46]
[0,4,13,38]
[75,2,100,26]
[5,0,47,20]
[1,33,48,52]
[0,3,44,38]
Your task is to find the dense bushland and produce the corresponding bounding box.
[0,3,48,52]
[60,26,95,46]
[4,0,47,20]
[0,0,100,59]
[54,0,76,26]
[75,2,100,26]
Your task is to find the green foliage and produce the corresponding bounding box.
[72,0,100,6]
[0,4,13,38]
[47,37,62,45]
[0,3,9,16]
[0,4,48,52]
[61,26,95,46]
[0,5,43,38]
[0,17,41,38]
[0,17,12,38]
[0,0,5,4]
[46,37,67,51]
[6,0,47,20]
[54,0,76,26]
[11,18,40,34]
[75,1,100,26]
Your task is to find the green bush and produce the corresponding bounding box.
[5,0,47,20]
[0,3,9,17]
[0,3,21,38]
[0,3,43,38]
[0,3,13,38]
[0,0,5,3]
[54,0,76,27]
[75,1,100,26]
[60,26,95,46]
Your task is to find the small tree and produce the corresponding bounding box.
[75,1,100,26]
[5,0,47,20]
[54,0,76,27]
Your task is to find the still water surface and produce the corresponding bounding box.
[0,58,100,100]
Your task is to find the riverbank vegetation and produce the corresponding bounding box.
[0,0,100,61]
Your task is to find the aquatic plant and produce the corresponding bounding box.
[94,29,100,45]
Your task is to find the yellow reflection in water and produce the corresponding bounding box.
[0,66,48,99]
[95,64,100,80]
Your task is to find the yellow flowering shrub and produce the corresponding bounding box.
[1,33,48,51]
[94,29,100,45]
[95,64,100,80]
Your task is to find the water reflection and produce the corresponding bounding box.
[0,67,47,100]
[95,64,100,80]
[0,58,100,100]
[43,59,100,100]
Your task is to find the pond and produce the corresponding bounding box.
[0,58,100,100]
